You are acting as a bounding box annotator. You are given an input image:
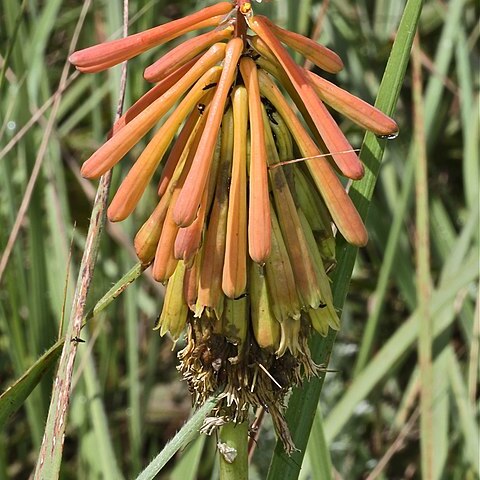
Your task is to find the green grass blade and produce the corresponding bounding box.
[124,251,142,475]
[354,155,415,374]
[267,1,423,478]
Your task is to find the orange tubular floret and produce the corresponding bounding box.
[173,37,244,228]
[222,86,248,298]
[152,195,180,283]
[183,255,200,310]
[74,17,223,73]
[239,57,271,264]
[157,106,204,197]
[250,15,364,180]
[80,43,226,179]
[144,26,233,82]
[69,3,233,70]
[113,56,200,132]
[261,16,344,74]
[134,199,168,264]
[306,70,399,136]
[107,67,222,222]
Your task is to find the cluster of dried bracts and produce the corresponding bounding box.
[70,0,398,451]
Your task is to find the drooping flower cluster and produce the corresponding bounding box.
[70,1,397,451]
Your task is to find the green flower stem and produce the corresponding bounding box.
[219,421,249,480]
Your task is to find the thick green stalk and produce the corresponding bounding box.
[219,421,249,480]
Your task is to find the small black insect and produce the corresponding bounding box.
[71,336,85,344]
[197,103,206,115]
[234,292,248,300]
[202,82,217,91]
[260,96,278,124]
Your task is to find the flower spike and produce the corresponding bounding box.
[70,1,400,452]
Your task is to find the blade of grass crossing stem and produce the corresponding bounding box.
[170,435,207,480]
[446,346,480,474]
[0,339,63,428]
[324,250,478,442]
[0,262,145,429]
[267,1,423,478]
[135,396,220,480]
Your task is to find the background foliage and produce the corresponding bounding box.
[0,0,478,478]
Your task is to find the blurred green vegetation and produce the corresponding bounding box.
[0,0,478,479]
